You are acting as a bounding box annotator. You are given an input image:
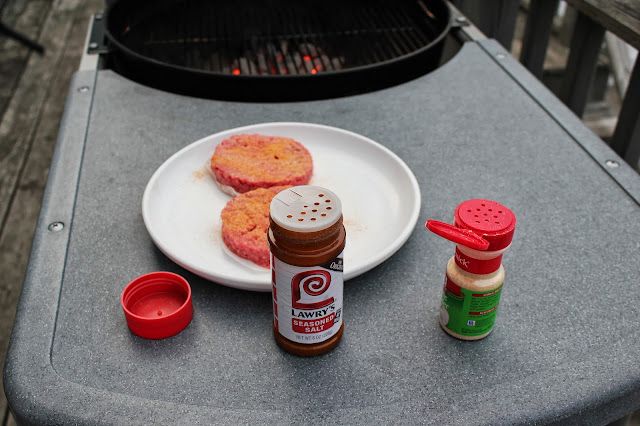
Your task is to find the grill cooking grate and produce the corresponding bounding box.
[112,0,443,76]
[104,0,451,101]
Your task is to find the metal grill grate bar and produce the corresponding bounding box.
[127,1,438,76]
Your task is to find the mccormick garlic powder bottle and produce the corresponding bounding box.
[426,199,516,340]
[268,186,346,356]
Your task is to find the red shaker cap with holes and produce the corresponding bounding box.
[454,199,516,251]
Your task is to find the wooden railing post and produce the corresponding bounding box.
[559,11,605,118]
[519,0,559,79]
[610,57,640,167]
[449,0,520,50]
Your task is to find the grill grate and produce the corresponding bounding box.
[104,0,451,101]
[111,0,444,76]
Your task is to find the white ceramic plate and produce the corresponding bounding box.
[142,122,421,291]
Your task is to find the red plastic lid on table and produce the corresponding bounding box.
[121,272,193,339]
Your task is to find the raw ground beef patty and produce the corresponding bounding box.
[210,134,313,195]
[220,186,289,268]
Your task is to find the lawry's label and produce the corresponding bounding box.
[272,253,343,344]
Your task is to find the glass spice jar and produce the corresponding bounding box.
[427,199,516,340]
[268,186,346,356]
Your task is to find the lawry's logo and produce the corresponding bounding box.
[291,270,334,310]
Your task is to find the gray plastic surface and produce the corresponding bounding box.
[4,41,640,425]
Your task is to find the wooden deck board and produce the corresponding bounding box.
[0,0,102,424]
[0,0,50,225]
[0,0,50,116]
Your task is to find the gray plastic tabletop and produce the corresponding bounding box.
[4,40,640,425]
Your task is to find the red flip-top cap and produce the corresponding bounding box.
[454,199,516,251]
[121,272,193,339]
[425,220,490,250]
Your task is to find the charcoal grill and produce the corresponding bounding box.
[101,0,451,101]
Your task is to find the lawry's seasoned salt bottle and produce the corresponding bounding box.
[426,199,516,340]
[268,186,345,356]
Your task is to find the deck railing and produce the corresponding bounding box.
[451,0,640,171]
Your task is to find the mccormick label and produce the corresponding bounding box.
[440,273,503,337]
[272,253,343,344]
[454,246,502,274]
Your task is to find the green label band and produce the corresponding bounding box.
[440,274,503,337]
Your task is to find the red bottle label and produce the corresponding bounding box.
[454,247,502,274]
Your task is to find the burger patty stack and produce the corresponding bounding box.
[210,134,313,267]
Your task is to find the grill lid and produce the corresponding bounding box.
[104,0,451,101]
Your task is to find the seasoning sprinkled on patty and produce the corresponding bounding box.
[210,134,313,196]
[220,186,289,268]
